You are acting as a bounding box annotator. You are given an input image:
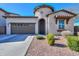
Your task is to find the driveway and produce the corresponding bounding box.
[0,35,34,56]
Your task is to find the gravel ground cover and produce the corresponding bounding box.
[26,36,79,56]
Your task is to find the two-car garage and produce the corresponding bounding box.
[5,16,38,34]
[11,23,35,34]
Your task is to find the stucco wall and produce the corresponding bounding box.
[48,11,75,35]
[37,17,48,34]
[35,8,53,18]
[35,8,53,34]
[65,18,75,34]
[6,17,38,34]
[48,14,57,34]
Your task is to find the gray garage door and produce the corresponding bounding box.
[0,26,6,34]
[11,23,35,34]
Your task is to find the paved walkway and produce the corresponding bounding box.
[26,36,79,56]
[0,36,34,56]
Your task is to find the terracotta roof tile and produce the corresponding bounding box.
[0,8,20,15]
[47,9,77,17]
[34,4,54,13]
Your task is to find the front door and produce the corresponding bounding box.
[38,19,45,34]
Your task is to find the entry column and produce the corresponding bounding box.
[6,23,11,34]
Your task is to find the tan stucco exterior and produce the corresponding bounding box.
[6,17,38,34]
[0,5,77,35]
[47,10,76,35]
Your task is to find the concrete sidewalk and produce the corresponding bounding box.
[0,36,34,56]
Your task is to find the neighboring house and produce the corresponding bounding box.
[0,5,78,35]
[0,8,19,34]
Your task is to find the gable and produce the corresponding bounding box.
[47,9,77,17]
[54,11,74,16]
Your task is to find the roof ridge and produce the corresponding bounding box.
[0,8,20,15]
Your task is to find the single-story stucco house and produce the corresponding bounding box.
[0,4,78,35]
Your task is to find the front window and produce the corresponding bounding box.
[59,20,65,29]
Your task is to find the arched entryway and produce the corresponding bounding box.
[38,19,45,34]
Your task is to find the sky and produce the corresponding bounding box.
[0,3,79,25]
[0,3,79,16]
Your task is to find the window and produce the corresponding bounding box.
[59,20,65,29]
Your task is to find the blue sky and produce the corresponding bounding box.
[0,3,79,16]
[0,3,79,25]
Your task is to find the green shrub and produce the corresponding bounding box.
[61,30,72,36]
[47,33,55,45]
[36,35,45,40]
[67,36,79,52]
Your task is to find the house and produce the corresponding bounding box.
[0,8,19,34]
[0,5,78,35]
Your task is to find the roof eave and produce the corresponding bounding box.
[3,16,38,18]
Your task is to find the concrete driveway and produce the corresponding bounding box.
[0,35,34,56]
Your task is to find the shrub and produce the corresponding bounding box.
[61,30,72,36]
[67,36,79,52]
[47,33,55,45]
[77,32,79,36]
[36,35,45,40]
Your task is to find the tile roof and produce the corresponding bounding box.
[0,8,20,15]
[47,9,77,17]
[34,4,54,13]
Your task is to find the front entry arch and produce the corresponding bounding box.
[38,19,45,34]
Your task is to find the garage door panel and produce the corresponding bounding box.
[11,23,35,34]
